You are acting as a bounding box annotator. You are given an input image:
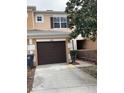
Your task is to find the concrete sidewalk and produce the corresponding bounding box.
[31,63,97,93]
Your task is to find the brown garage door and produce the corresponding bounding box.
[37,41,66,65]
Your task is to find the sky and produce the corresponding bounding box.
[27,0,68,11]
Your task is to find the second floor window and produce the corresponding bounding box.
[53,17,60,28]
[52,17,67,28]
[36,15,44,23]
[37,16,42,21]
[61,17,67,28]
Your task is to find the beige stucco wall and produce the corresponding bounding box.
[33,13,71,31]
[27,11,34,29]
[34,14,51,30]
[83,40,97,49]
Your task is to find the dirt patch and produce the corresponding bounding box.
[27,67,36,93]
[78,65,97,78]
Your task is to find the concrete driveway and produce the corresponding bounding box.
[31,63,97,93]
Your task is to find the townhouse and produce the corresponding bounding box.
[27,6,96,66]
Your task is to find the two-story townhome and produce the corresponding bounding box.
[27,6,73,65]
[27,6,96,66]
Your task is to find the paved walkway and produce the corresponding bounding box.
[31,63,97,93]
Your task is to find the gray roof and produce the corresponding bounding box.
[27,6,66,14]
[34,11,66,14]
[27,30,71,39]
[27,6,36,11]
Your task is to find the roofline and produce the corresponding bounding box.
[34,11,66,14]
[27,30,71,39]
[27,6,36,11]
[27,29,71,33]
[27,6,66,14]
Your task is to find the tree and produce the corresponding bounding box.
[65,0,97,41]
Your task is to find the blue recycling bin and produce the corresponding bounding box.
[27,54,34,67]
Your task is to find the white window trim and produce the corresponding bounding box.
[35,14,44,23]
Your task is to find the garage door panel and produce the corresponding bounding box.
[37,41,66,65]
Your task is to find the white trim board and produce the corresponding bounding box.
[36,39,66,42]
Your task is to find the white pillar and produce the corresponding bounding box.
[29,39,33,44]
[72,39,77,50]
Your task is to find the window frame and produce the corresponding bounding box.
[52,16,67,28]
[35,14,44,23]
[53,17,60,28]
[61,17,67,28]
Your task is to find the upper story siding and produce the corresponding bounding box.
[27,6,36,30]
[34,12,53,30]
[27,6,71,31]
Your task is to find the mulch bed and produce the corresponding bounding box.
[27,67,36,93]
